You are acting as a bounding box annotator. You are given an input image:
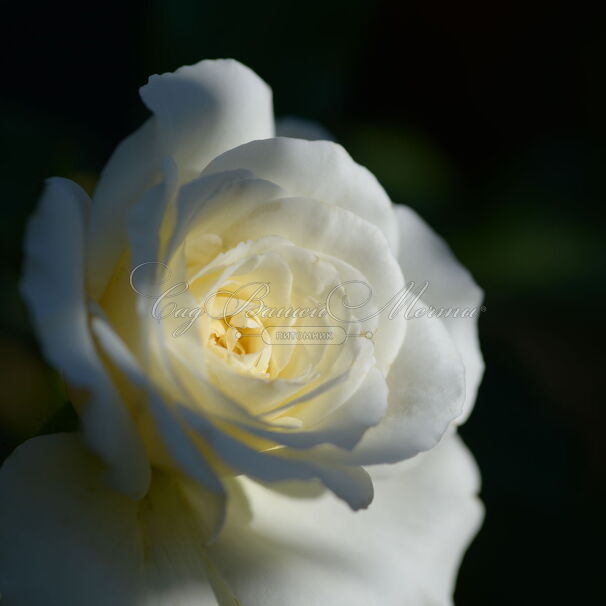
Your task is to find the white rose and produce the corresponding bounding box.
[0,59,484,605]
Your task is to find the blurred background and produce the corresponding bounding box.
[0,1,603,603]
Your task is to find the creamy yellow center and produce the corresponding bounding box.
[207,310,272,377]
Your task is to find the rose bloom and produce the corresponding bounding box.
[0,60,484,605]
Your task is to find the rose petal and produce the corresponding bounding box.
[342,311,465,465]
[141,59,274,175]
[87,119,159,299]
[20,178,150,498]
[90,315,226,499]
[208,433,483,606]
[92,313,375,512]
[89,59,274,299]
[395,205,484,421]
[202,137,399,254]
[178,405,375,511]
[0,432,481,605]
[213,195,406,373]
[225,365,388,451]
[0,434,228,606]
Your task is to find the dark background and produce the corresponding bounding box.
[1,1,604,603]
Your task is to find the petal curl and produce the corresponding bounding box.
[141,59,274,175]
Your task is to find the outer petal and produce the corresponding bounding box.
[87,118,159,298]
[0,434,142,605]
[344,312,465,465]
[140,59,274,175]
[0,434,229,606]
[0,434,481,606]
[202,137,399,253]
[90,315,226,499]
[20,178,150,498]
[89,59,274,299]
[394,205,484,421]
[209,433,483,606]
